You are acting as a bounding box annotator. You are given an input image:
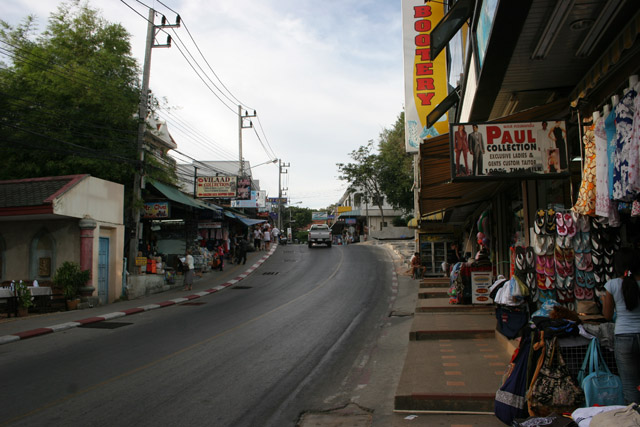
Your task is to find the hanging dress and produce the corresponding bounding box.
[573,123,596,215]
[595,117,610,217]
[612,88,637,201]
[632,92,640,216]
[604,110,621,226]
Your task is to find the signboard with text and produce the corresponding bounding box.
[143,202,170,218]
[231,191,258,208]
[196,176,237,198]
[402,0,448,152]
[449,121,569,181]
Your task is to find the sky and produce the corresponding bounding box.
[2,0,405,210]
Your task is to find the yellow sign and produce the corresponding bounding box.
[135,257,147,267]
[337,206,352,213]
[402,0,448,152]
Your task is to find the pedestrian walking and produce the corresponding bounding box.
[183,249,194,291]
[237,235,248,265]
[263,226,271,251]
[253,226,261,251]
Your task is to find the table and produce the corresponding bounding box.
[29,286,53,312]
[0,287,17,317]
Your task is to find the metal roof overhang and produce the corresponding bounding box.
[419,99,570,216]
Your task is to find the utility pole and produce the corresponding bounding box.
[277,159,289,230]
[238,106,256,176]
[128,9,180,273]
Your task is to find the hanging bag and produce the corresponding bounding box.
[495,334,532,424]
[577,337,625,407]
[527,334,585,416]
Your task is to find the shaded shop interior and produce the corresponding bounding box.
[414,0,640,286]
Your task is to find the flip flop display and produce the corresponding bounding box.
[545,208,557,234]
[534,209,546,235]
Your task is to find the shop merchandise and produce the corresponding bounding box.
[574,121,596,215]
[495,334,533,424]
[589,403,640,427]
[527,335,585,417]
[577,337,625,407]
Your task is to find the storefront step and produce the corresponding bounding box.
[416,298,494,313]
[410,312,497,341]
[394,338,508,412]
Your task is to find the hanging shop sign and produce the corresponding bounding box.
[236,176,251,200]
[449,120,569,181]
[256,190,266,208]
[198,221,222,229]
[312,212,330,221]
[231,191,258,208]
[196,176,237,198]
[267,197,288,203]
[402,0,448,153]
[143,202,170,219]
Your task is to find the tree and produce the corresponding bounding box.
[337,141,387,224]
[377,112,414,213]
[0,1,142,184]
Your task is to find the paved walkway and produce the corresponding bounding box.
[0,246,277,345]
[391,275,510,426]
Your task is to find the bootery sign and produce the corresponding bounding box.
[196,176,237,198]
[402,0,448,153]
[449,121,569,181]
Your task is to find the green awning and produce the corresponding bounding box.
[149,180,221,211]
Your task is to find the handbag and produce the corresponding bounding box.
[578,337,625,407]
[527,334,585,416]
[494,334,532,424]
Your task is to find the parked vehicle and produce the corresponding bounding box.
[308,224,332,248]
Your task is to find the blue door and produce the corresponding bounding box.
[98,238,109,305]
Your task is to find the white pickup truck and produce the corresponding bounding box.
[308,224,332,248]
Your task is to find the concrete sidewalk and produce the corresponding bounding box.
[391,276,513,426]
[0,246,277,345]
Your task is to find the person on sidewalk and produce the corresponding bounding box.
[602,247,640,404]
[263,226,271,251]
[183,249,194,291]
[253,226,261,251]
[410,252,426,279]
[236,235,248,265]
[215,244,224,272]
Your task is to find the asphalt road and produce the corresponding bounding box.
[0,243,398,426]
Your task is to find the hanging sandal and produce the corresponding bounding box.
[535,209,546,234]
[556,211,567,236]
[545,208,557,234]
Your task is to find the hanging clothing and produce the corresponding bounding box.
[574,123,596,215]
[595,117,611,217]
[629,92,640,193]
[606,108,617,199]
[612,88,637,201]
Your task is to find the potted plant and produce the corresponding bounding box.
[53,261,90,310]
[15,280,33,316]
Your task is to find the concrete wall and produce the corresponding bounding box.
[0,219,80,282]
[55,177,124,225]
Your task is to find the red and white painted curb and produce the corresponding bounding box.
[0,245,278,346]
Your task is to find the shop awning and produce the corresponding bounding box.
[570,10,640,107]
[338,209,361,218]
[149,180,221,212]
[236,217,266,227]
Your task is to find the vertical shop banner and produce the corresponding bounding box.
[256,190,266,208]
[196,176,237,198]
[449,121,569,181]
[236,176,251,200]
[402,0,448,153]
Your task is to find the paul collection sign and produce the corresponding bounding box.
[449,121,569,181]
